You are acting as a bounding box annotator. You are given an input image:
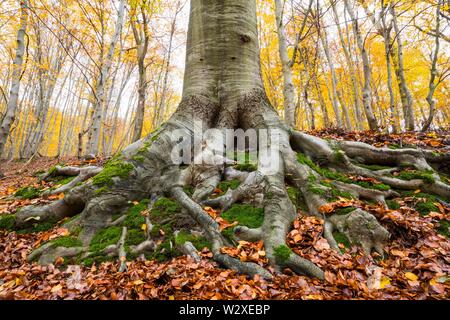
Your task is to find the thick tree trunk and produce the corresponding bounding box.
[0,0,28,157]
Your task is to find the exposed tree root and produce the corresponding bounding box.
[40,166,102,196]
[11,92,450,282]
[330,181,399,208]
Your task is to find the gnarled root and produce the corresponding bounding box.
[328,209,389,257]
[40,165,102,196]
[15,186,86,228]
[12,91,448,282]
[331,181,399,209]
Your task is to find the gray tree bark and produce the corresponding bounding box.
[330,0,363,130]
[319,27,344,128]
[0,0,29,157]
[390,4,415,131]
[274,0,297,127]
[344,0,379,131]
[86,0,125,156]
[130,1,151,143]
[422,0,442,132]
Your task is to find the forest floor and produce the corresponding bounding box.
[0,130,449,300]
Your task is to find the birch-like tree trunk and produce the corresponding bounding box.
[319,27,344,128]
[343,0,379,131]
[274,0,296,127]
[380,2,399,133]
[0,0,28,157]
[86,0,125,156]
[154,2,182,128]
[130,2,151,143]
[330,0,363,130]
[390,4,415,131]
[422,0,442,132]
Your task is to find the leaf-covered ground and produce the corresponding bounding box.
[0,131,449,300]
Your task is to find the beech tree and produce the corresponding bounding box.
[0,0,29,157]
[86,0,126,156]
[8,0,450,279]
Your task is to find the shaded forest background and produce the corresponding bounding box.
[0,0,449,160]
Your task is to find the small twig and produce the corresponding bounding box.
[118,227,128,272]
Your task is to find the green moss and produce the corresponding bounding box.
[94,186,110,195]
[354,181,391,191]
[183,185,194,196]
[131,155,145,163]
[127,197,184,262]
[89,226,122,252]
[150,236,180,262]
[333,231,351,249]
[221,204,264,228]
[221,227,235,243]
[386,200,401,210]
[0,215,15,230]
[71,226,82,236]
[287,187,300,207]
[437,220,450,238]
[415,201,439,216]
[401,191,435,199]
[298,153,389,191]
[124,200,149,229]
[274,245,292,264]
[440,174,450,185]
[150,198,181,221]
[388,144,401,150]
[54,176,75,185]
[396,170,435,184]
[50,236,82,248]
[175,230,210,250]
[399,191,441,215]
[125,229,146,247]
[308,184,327,196]
[92,158,134,188]
[356,163,391,171]
[330,188,355,200]
[81,254,113,267]
[48,165,63,175]
[151,133,160,142]
[332,150,345,163]
[33,170,46,177]
[234,163,257,172]
[16,221,56,234]
[14,186,41,199]
[217,179,241,194]
[149,223,163,238]
[137,140,154,156]
[297,153,321,172]
[314,182,355,201]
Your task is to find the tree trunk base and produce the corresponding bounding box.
[10,91,450,280]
